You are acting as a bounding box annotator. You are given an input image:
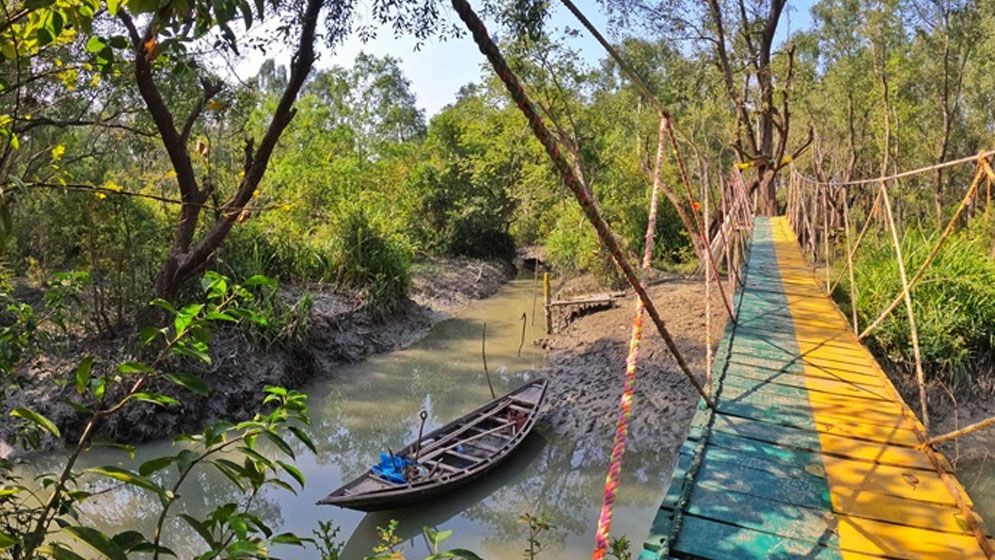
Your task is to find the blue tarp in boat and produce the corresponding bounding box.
[372,453,414,484]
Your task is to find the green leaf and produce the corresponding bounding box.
[138,327,163,345]
[446,549,485,560]
[11,407,60,438]
[244,274,277,289]
[36,27,54,46]
[107,0,121,15]
[37,544,88,560]
[92,438,136,459]
[271,533,308,546]
[263,430,295,459]
[85,36,105,53]
[0,530,16,550]
[85,466,165,497]
[150,298,178,315]
[181,514,216,547]
[111,530,146,551]
[424,527,452,548]
[288,425,316,454]
[138,456,175,477]
[75,356,94,395]
[64,526,128,560]
[129,392,180,407]
[117,361,152,375]
[164,373,209,396]
[276,460,305,489]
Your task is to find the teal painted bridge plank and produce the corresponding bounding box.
[641,218,841,560]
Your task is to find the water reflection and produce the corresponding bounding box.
[960,460,995,526]
[17,280,674,558]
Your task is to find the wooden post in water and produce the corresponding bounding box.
[543,272,552,334]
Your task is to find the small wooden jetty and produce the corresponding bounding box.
[641,217,993,560]
[542,272,625,333]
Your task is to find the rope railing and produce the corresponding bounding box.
[788,150,995,437]
[592,110,665,560]
[794,148,995,187]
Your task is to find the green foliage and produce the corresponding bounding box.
[608,536,632,560]
[518,512,554,560]
[333,207,412,321]
[314,521,344,560]
[0,271,320,560]
[836,223,995,386]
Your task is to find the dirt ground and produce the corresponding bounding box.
[919,380,995,467]
[535,275,727,453]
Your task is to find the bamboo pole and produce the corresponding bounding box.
[449,0,714,408]
[879,180,930,432]
[543,272,552,334]
[481,322,495,399]
[925,416,995,446]
[705,179,712,395]
[823,185,831,293]
[842,187,859,333]
[720,175,733,298]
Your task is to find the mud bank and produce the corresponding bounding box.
[0,258,511,457]
[534,275,727,453]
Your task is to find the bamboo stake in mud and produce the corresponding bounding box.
[879,180,930,432]
[518,312,527,357]
[481,322,495,399]
[451,0,713,409]
[543,272,552,335]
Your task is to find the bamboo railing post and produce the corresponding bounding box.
[879,179,930,432]
[823,185,831,293]
[704,179,713,395]
[842,187,859,333]
[543,272,552,334]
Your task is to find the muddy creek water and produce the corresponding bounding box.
[20,279,672,558]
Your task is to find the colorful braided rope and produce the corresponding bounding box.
[592,117,665,560]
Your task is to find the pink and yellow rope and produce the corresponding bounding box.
[592,116,667,559]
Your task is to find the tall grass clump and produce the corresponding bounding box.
[218,225,337,284]
[835,224,995,386]
[333,207,412,321]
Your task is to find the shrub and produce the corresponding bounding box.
[835,224,995,386]
[333,208,412,321]
[218,225,336,284]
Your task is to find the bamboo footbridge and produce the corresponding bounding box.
[445,0,995,557]
[640,216,993,560]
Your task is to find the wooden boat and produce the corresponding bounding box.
[318,378,547,511]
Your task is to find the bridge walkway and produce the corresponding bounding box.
[640,216,993,560]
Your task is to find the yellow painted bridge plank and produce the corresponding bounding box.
[769,216,990,559]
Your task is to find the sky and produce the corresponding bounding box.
[230,0,818,118]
